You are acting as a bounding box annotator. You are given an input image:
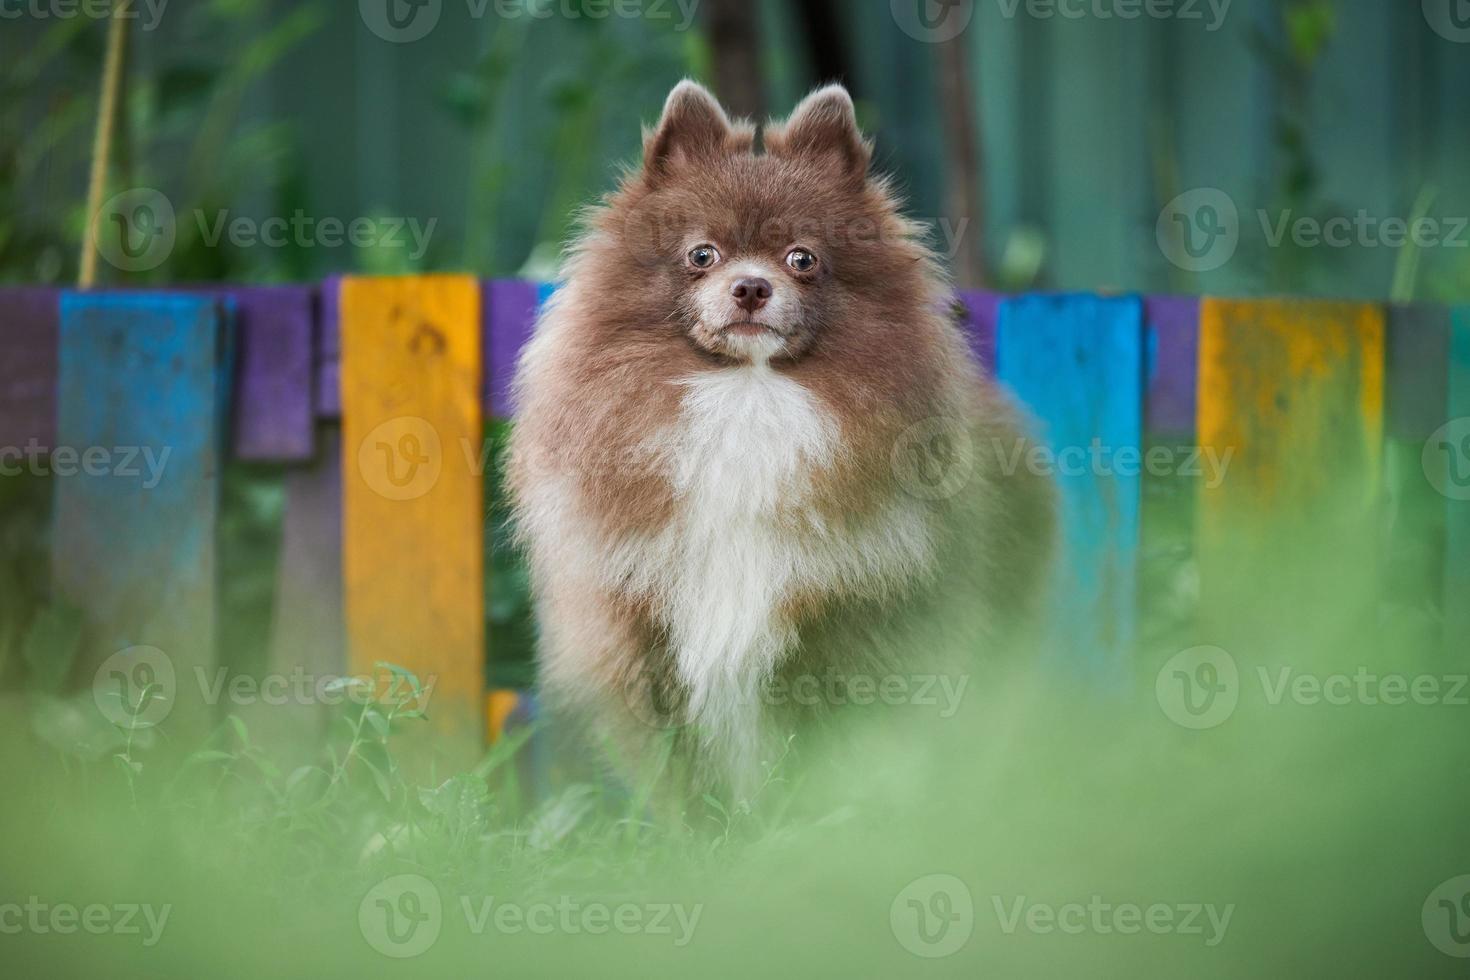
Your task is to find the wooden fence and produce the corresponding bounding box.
[1,280,1465,742]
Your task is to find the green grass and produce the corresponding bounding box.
[1,458,1466,977]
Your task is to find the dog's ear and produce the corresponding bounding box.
[766,84,871,183]
[643,81,740,184]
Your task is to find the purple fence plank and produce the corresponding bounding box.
[225,286,315,461]
[0,288,59,453]
[958,289,999,373]
[485,279,540,418]
[1144,295,1201,437]
[1387,304,1450,444]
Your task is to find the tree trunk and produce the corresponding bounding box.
[703,0,766,121]
[937,33,986,288]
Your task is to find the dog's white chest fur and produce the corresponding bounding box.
[646,366,838,764]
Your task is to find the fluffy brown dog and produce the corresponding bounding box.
[509,81,1053,798]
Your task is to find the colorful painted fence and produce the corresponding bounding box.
[0,281,1464,746]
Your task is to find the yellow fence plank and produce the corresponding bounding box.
[1196,299,1385,633]
[341,276,484,752]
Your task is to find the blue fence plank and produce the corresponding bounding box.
[53,292,232,726]
[997,293,1145,689]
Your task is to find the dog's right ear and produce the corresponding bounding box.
[642,81,740,184]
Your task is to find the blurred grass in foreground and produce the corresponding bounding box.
[1,535,1466,979]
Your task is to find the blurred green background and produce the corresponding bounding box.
[3,0,1469,300]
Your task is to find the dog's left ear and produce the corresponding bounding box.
[766,85,871,183]
[643,80,743,185]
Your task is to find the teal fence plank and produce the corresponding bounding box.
[54,293,232,728]
[997,294,1145,689]
[1447,306,1470,655]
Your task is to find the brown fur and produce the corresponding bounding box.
[509,81,1054,800]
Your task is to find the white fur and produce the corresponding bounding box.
[518,304,938,787]
[690,256,795,364]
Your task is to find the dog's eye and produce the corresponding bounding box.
[786,248,818,273]
[687,245,721,269]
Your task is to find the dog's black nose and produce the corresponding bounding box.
[731,277,772,314]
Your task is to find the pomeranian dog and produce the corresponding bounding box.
[510,81,1053,798]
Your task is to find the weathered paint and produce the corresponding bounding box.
[1196,299,1385,627]
[997,293,1144,689]
[340,276,485,750]
[53,292,231,726]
